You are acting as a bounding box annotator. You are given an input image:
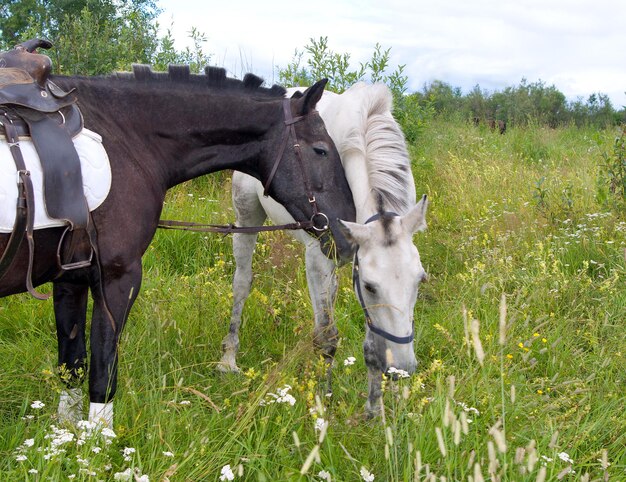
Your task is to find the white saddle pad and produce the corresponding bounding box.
[0,128,111,233]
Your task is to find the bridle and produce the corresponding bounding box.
[158,98,329,235]
[352,212,415,345]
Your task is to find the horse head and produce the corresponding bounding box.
[263,80,356,262]
[339,195,428,377]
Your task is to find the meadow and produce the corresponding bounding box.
[1,119,625,481]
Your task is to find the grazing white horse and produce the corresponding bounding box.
[219,82,428,416]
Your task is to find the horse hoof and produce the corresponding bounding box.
[216,362,240,374]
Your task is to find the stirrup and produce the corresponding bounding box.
[57,225,93,271]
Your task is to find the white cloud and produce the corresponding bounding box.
[157,0,626,107]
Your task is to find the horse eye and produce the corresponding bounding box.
[313,146,327,156]
[364,282,377,295]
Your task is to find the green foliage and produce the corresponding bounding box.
[277,37,431,143]
[277,36,407,96]
[415,78,623,129]
[2,120,625,481]
[597,127,626,210]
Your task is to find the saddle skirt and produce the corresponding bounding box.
[0,128,111,232]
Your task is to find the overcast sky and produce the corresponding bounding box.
[157,0,625,108]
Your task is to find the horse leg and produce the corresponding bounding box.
[53,279,89,424]
[304,243,338,391]
[87,261,142,426]
[365,367,383,418]
[218,179,267,372]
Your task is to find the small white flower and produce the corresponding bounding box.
[220,464,235,481]
[163,451,174,457]
[28,469,38,474]
[343,356,356,366]
[15,454,27,462]
[122,446,136,461]
[113,468,133,481]
[101,427,117,439]
[387,367,410,378]
[77,420,96,431]
[92,447,102,454]
[179,400,191,406]
[314,418,328,433]
[318,469,332,481]
[23,438,35,447]
[360,466,375,481]
[263,385,297,406]
[135,474,150,482]
[31,400,45,409]
[558,452,574,464]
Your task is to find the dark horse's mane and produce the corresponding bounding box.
[105,64,287,98]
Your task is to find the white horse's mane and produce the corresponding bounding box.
[337,83,416,214]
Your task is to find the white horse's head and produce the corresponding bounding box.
[339,195,428,377]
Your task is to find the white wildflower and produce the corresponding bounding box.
[15,454,27,462]
[23,438,35,447]
[30,400,45,409]
[220,464,235,481]
[28,469,38,474]
[163,451,174,457]
[113,468,133,481]
[387,367,410,378]
[343,356,356,366]
[360,466,375,481]
[92,447,102,454]
[318,469,332,481]
[314,418,328,433]
[179,400,191,406]
[262,385,296,406]
[122,446,136,461]
[101,427,117,440]
[558,452,574,464]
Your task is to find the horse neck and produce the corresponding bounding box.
[59,76,278,190]
[340,150,377,223]
[324,97,415,222]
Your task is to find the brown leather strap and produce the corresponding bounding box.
[0,110,50,299]
[157,218,314,234]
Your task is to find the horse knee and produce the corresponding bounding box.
[313,323,338,359]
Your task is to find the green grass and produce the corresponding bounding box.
[1,121,625,480]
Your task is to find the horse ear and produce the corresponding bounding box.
[297,79,328,114]
[402,194,428,234]
[337,219,371,247]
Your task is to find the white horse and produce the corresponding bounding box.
[219,82,428,416]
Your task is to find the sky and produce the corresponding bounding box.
[156,0,625,108]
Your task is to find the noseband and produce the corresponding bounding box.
[352,212,415,345]
[262,98,329,232]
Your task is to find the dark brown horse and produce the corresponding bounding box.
[0,64,355,425]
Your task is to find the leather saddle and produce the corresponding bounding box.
[0,39,93,297]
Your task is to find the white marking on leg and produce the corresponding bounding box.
[88,401,114,427]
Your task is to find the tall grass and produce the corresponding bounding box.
[1,121,625,480]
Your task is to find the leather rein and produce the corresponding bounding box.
[158,98,329,235]
[352,212,415,345]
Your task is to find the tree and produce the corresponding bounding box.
[0,0,161,75]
